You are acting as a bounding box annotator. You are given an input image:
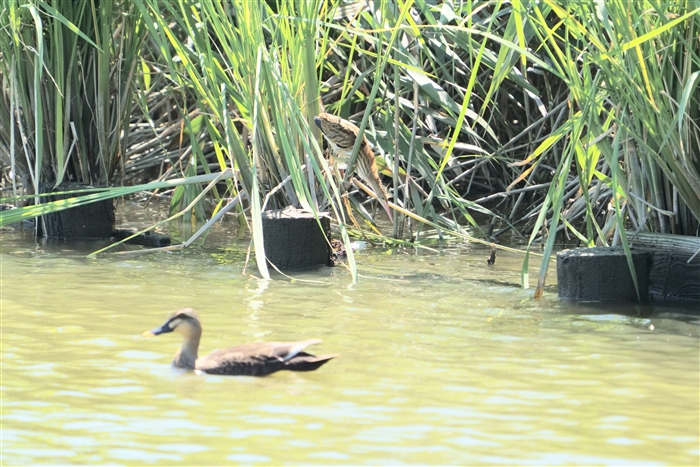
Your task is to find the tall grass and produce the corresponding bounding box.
[0,0,146,197]
[513,0,700,295]
[127,0,518,278]
[311,0,699,292]
[1,0,697,292]
[133,0,357,279]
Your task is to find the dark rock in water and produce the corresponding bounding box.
[557,247,651,304]
[38,184,114,238]
[261,207,331,271]
[628,232,700,302]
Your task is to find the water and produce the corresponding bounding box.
[1,200,698,465]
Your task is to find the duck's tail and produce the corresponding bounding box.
[285,353,339,372]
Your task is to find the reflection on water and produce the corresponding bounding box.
[1,202,698,465]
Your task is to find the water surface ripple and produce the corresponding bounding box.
[1,219,698,465]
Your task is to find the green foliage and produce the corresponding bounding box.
[0,0,146,195]
[516,0,700,294]
[133,0,354,279]
[1,0,697,292]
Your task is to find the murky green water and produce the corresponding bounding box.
[2,201,699,465]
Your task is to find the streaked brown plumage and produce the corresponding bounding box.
[314,113,393,222]
[143,308,337,376]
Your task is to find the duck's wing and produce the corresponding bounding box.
[195,339,337,376]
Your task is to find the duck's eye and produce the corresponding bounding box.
[168,318,183,329]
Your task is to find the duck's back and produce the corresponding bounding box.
[195,341,337,376]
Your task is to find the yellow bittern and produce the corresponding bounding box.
[314,112,393,222]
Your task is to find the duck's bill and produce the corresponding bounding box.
[142,323,172,337]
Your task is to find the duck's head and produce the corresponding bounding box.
[143,308,202,339]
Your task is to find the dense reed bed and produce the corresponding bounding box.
[1,1,698,288]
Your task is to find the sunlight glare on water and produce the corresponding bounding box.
[1,202,698,465]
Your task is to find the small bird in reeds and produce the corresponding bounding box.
[314,112,393,222]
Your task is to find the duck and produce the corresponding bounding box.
[143,308,337,376]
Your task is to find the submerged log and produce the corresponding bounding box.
[628,232,700,302]
[557,247,651,303]
[261,208,331,271]
[38,184,115,238]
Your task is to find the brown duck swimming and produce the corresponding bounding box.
[143,308,337,376]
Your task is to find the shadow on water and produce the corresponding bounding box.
[557,300,700,336]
